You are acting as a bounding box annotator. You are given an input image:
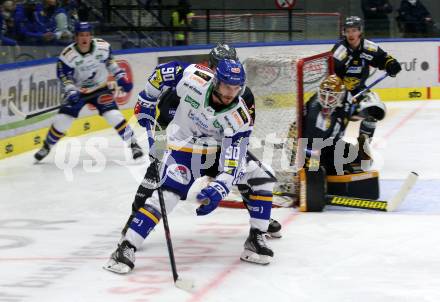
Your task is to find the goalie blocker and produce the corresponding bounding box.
[299,167,417,212]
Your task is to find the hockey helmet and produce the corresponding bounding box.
[75,22,93,34]
[318,75,345,113]
[343,16,364,33]
[209,43,238,69]
[215,59,245,87]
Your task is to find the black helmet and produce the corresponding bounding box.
[343,16,364,33]
[208,43,238,69]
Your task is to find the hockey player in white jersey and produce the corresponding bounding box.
[105,59,276,274]
[34,22,143,161]
[120,43,281,239]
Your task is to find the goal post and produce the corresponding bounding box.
[219,51,334,208]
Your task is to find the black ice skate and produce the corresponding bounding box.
[34,141,51,162]
[103,240,136,274]
[130,142,144,160]
[267,218,282,238]
[240,228,274,265]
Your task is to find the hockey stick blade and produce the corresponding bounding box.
[386,171,418,212]
[8,101,26,118]
[175,277,195,291]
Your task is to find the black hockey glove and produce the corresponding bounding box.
[385,59,402,77]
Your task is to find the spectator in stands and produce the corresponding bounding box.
[396,0,433,37]
[14,0,72,45]
[14,0,50,44]
[361,0,393,38]
[1,0,17,45]
[59,0,80,31]
[171,0,194,46]
[36,0,73,44]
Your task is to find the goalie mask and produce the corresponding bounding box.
[213,59,246,105]
[318,75,345,114]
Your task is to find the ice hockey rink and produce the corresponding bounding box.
[1,100,440,302]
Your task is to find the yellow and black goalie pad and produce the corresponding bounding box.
[326,171,380,200]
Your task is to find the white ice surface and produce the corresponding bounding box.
[1,101,440,302]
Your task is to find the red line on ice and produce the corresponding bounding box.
[186,212,300,302]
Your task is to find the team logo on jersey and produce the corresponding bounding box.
[213,120,222,129]
[148,69,163,89]
[343,77,360,90]
[167,164,191,185]
[184,95,200,108]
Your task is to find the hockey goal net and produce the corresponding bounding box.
[219,51,334,208]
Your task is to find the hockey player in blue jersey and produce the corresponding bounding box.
[120,43,281,239]
[34,22,143,161]
[105,59,278,274]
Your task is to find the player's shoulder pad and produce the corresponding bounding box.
[362,39,379,53]
[59,43,79,65]
[182,63,215,86]
[226,98,253,133]
[332,43,348,61]
[93,38,110,52]
[237,97,253,126]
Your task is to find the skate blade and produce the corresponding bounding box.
[240,249,272,265]
[266,231,282,239]
[103,259,132,274]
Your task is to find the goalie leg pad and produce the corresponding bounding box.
[326,170,380,200]
[299,166,327,212]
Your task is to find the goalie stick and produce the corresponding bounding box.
[303,170,418,212]
[7,88,115,120]
[234,151,418,212]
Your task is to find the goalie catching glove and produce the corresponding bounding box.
[196,181,229,216]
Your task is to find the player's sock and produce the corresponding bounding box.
[34,126,65,161]
[114,119,143,159]
[240,228,274,265]
[125,204,162,248]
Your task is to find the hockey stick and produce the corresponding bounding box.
[7,88,114,120]
[152,158,194,291]
[245,151,418,211]
[325,172,418,212]
[246,150,277,181]
[351,73,389,102]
